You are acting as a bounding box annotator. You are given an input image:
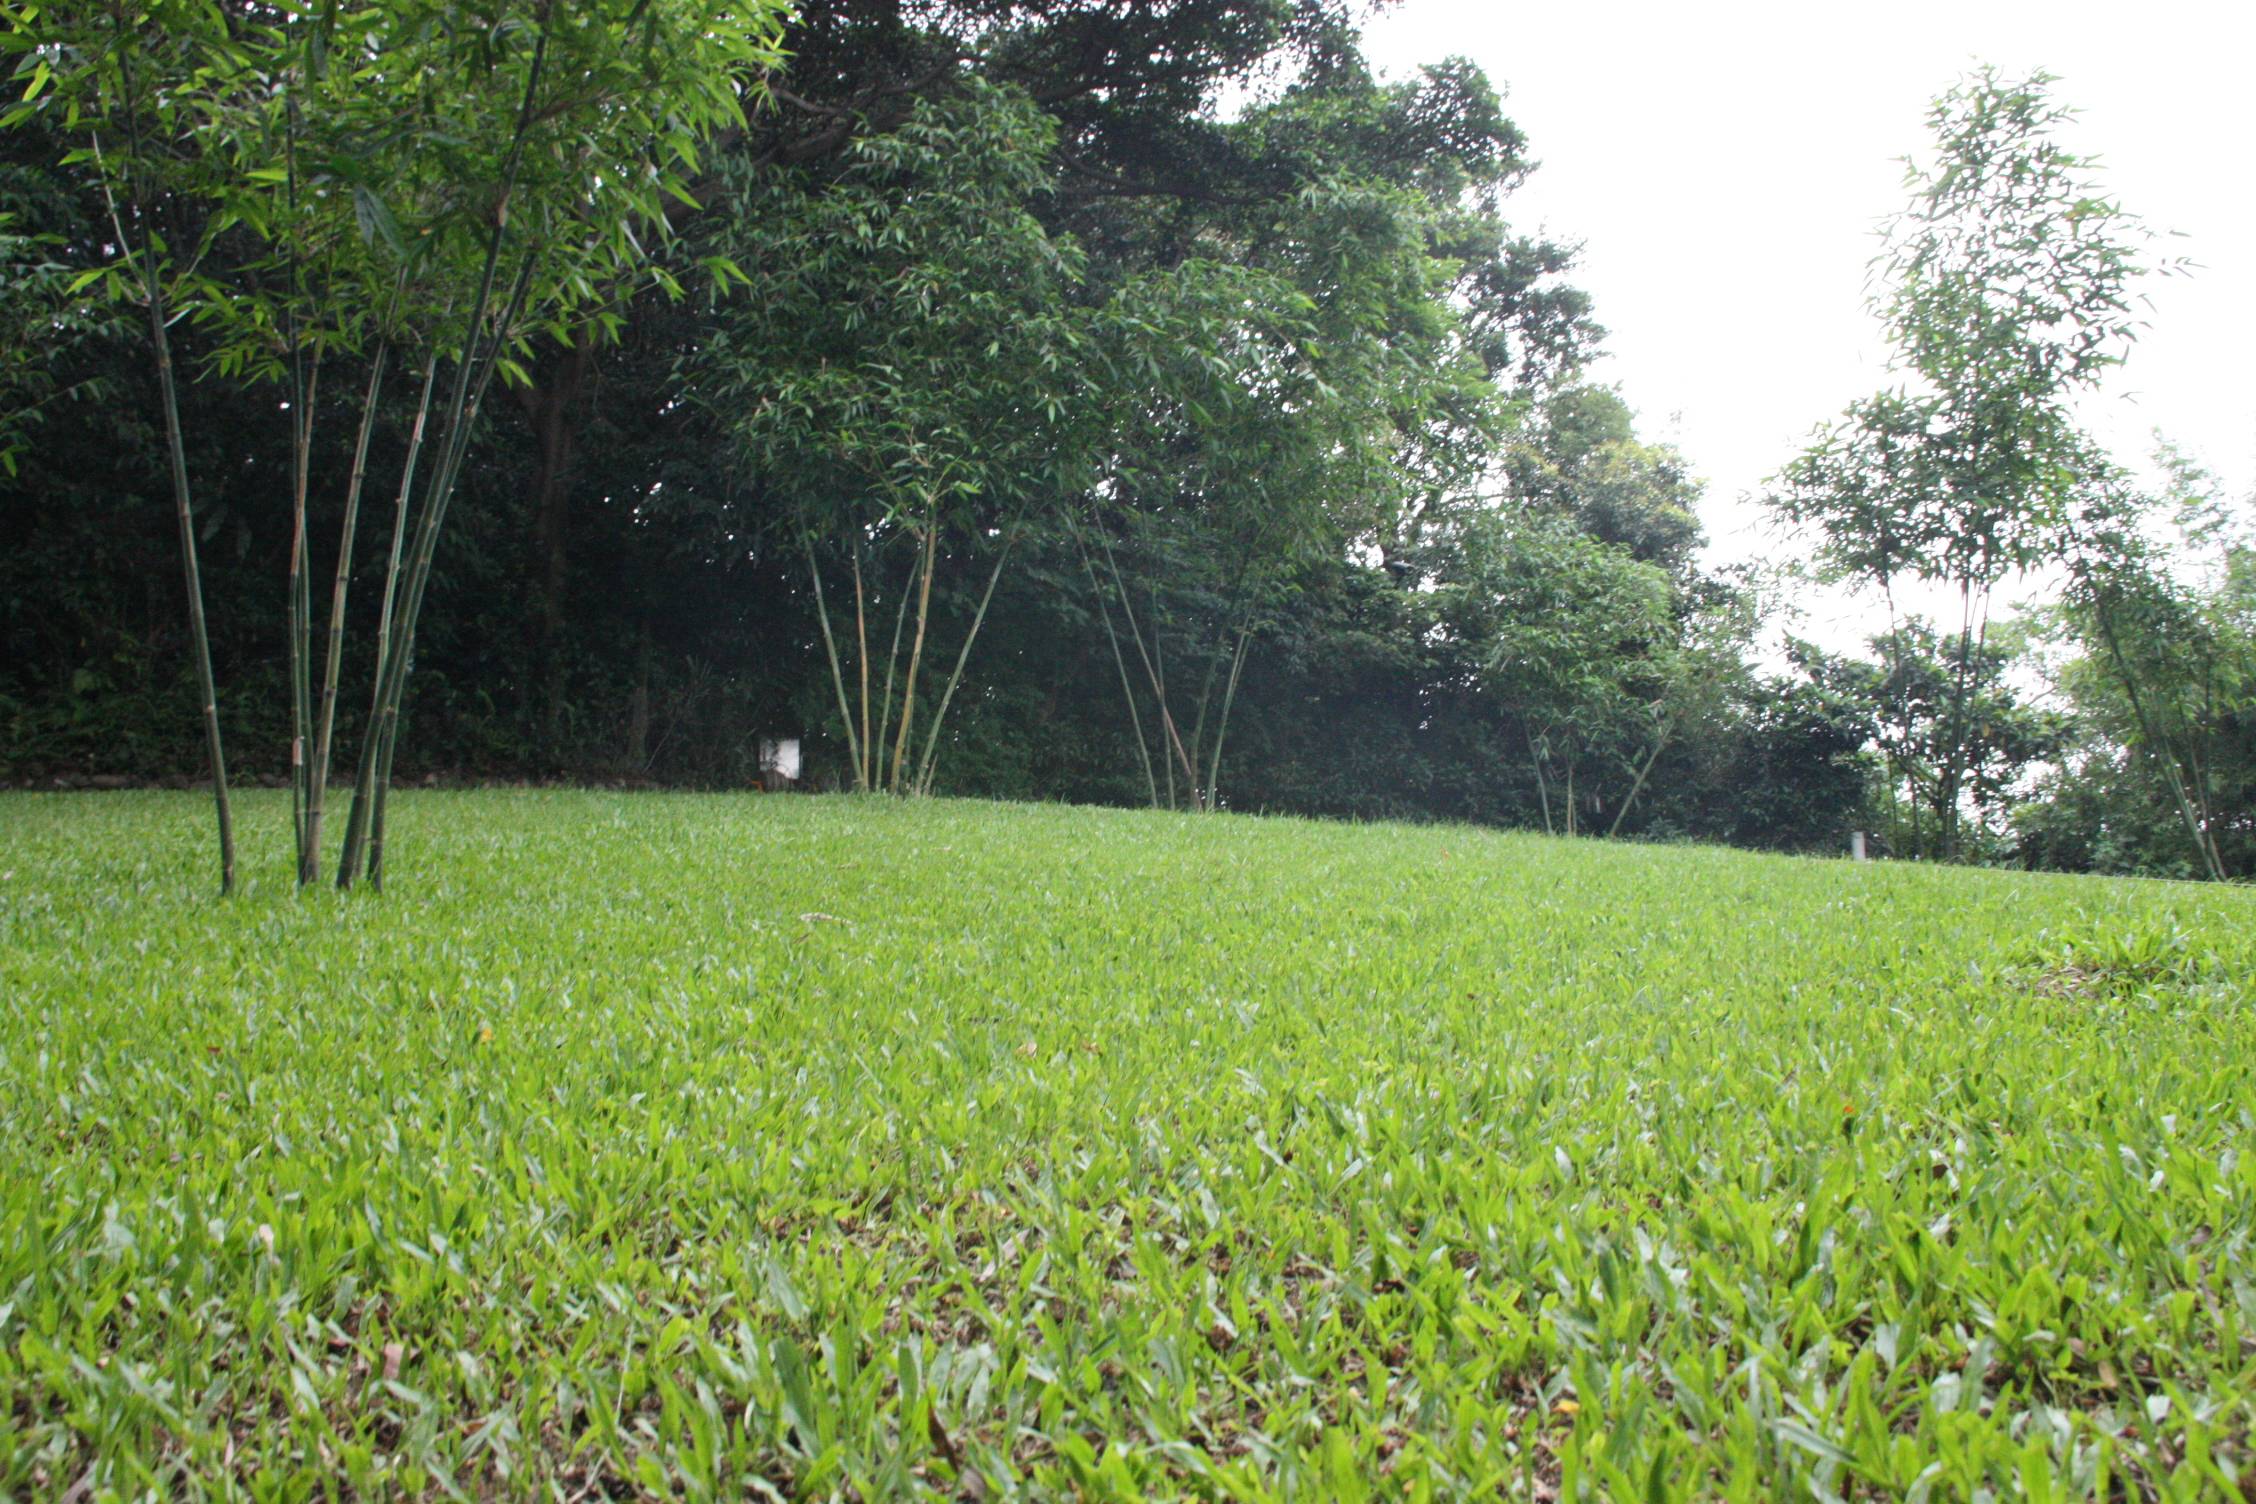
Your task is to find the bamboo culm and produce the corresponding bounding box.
[887,512,938,792]
[1528,728,1553,836]
[912,521,1020,795]
[283,92,318,882]
[96,46,235,893]
[286,350,321,880]
[302,337,390,880]
[2090,586,2226,881]
[1093,523,1198,802]
[340,21,550,889]
[340,265,521,888]
[2056,517,2229,883]
[336,346,439,886]
[141,210,237,893]
[803,530,865,787]
[1074,528,1159,808]
[363,258,536,888]
[1606,716,1674,840]
[1201,619,1255,811]
[850,544,872,792]
[871,534,913,795]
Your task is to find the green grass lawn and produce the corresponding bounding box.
[3,791,2254,1500]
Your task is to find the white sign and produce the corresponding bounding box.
[757,738,801,782]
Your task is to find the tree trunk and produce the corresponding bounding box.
[625,632,652,769]
[1879,578,1921,860]
[1938,578,1981,861]
[1528,728,1553,836]
[520,331,592,758]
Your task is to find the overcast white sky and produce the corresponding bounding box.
[1363,0,2256,647]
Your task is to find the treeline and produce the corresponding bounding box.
[0,3,2248,882]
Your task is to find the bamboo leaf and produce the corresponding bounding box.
[351,184,405,256]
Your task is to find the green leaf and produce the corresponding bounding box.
[351,185,405,257]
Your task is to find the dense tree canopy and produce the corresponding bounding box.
[1,9,2248,880]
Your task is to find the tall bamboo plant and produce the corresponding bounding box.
[5,0,791,890]
[178,12,379,887]
[3,0,251,892]
[239,0,789,890]
[1072,178,1483,813]
[795,494,1032,796]
[696,83,1104,795]
[696,87,1449,801]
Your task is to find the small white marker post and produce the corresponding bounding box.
[1850,830,1868,862]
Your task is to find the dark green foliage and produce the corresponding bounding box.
[1505,386,1703,574]
[3,20,2248,876]
[1773,70,2166,863]
[2032,458,2256,877]
[1797,623,2057,861]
